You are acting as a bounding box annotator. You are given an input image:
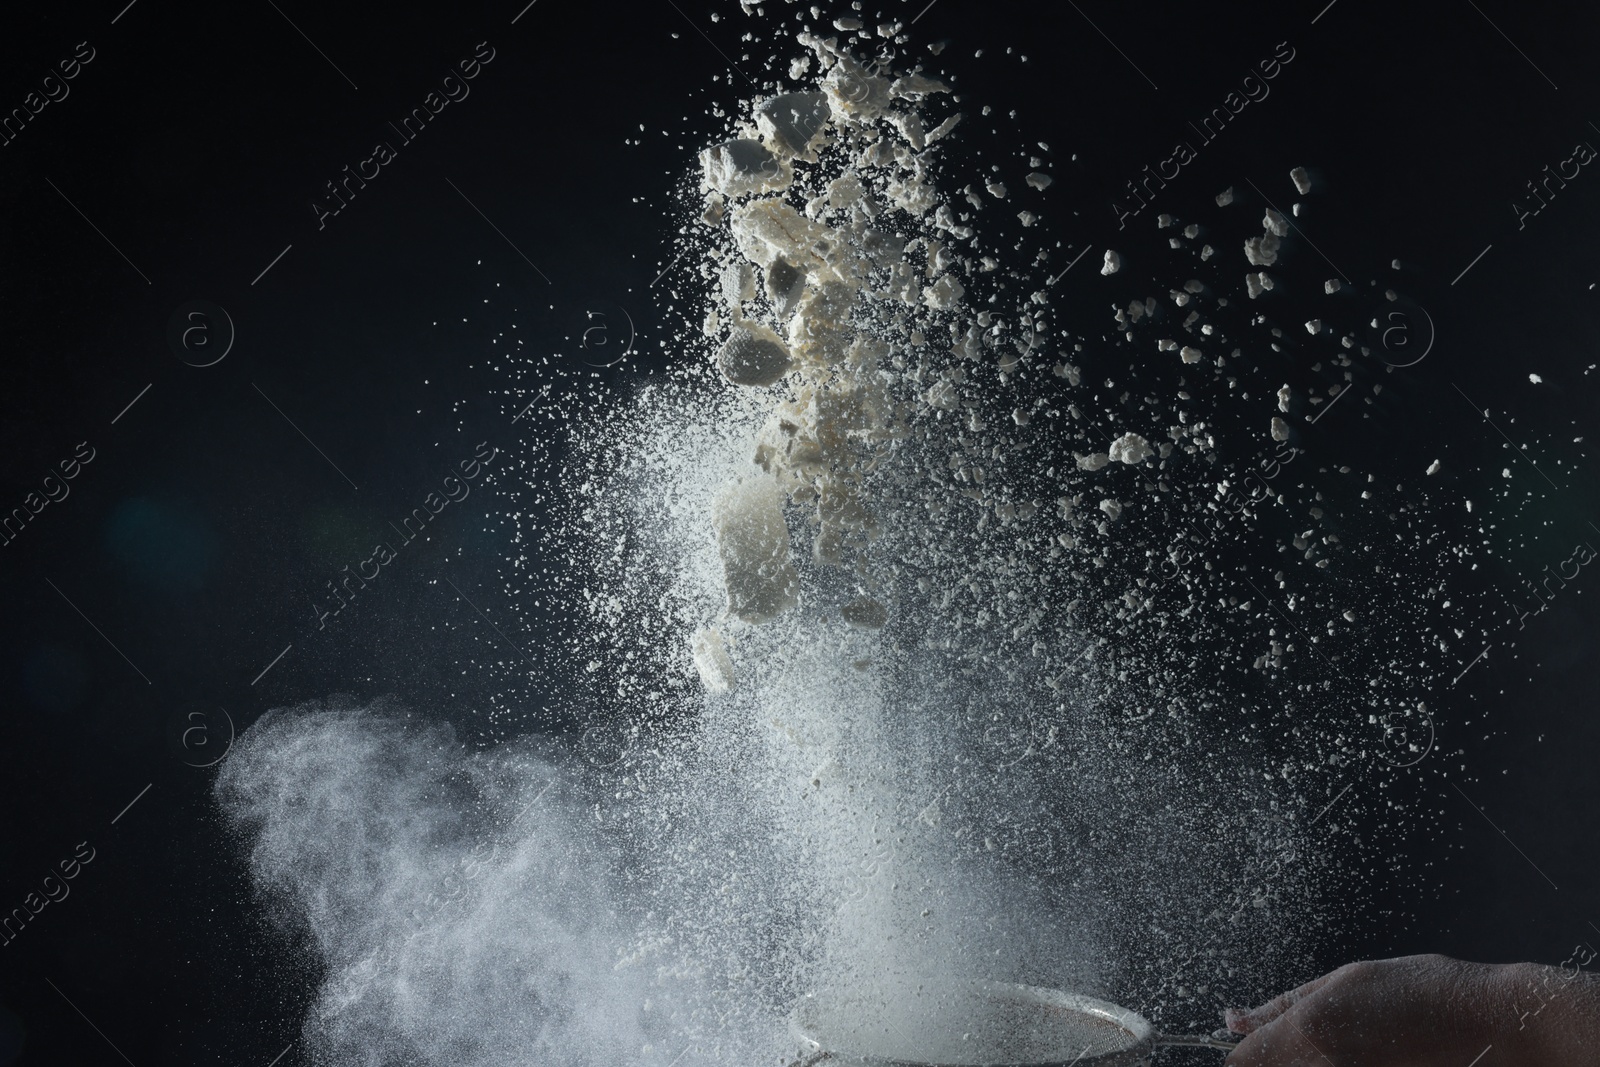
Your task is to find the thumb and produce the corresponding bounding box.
[1224,971,1338,1034]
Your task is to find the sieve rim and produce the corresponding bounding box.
[788,980,1157,1067]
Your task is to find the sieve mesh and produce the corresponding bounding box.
[792,982,1151,1066]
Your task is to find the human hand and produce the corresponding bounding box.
[1222,954,1508,1067]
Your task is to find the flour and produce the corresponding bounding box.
[218,15,1394,1067]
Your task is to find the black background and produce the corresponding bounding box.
[1,1,1599,1063]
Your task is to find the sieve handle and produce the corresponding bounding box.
[782,1051,831,1067]
[1154,1029,1243,1052]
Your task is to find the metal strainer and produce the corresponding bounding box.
[790,981,1240,1067]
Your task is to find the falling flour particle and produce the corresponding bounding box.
[925,113,961,144]
[840,596,889,630]
[1108,433,1153,465]
[701,139,790,198]
[1025,172,1053,191]
[1290,166,1312,194]
[925,273,966,308]
[1099,499,1122,521]
[1426,459,1441,475]
[691,627,738,692]
[712,478,800,624]
[765,258,806,315]
[1324,279,1341,294]
[1245,235,1280,267]
[1304,319,1321,335]
[1100,250,1121,275]
[1179,346,1203,364]
[721,261,757,305]
[755,92,831,157]
[1262,209,1290,237]
[1529,373,1543,384]
[1271,417,1290,442]
[1277,385,1291,413]
[1076,452,1110,471]
[719,324,794,387]
[1245,272,1275,299]
[1216,186,1235,206]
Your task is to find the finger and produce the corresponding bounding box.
[1224,1018,1322,1067]
[1225,970,1340,1034]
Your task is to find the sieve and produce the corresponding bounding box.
[789,981,1241,1067]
